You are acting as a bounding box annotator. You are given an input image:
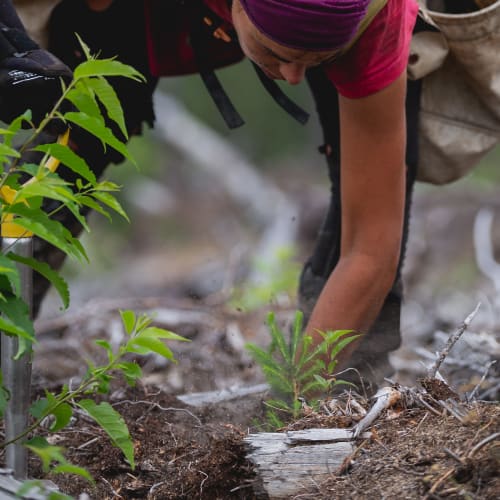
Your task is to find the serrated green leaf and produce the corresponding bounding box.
[328,333,360,362]
[6,110,31,136]
[0,296,35,355]
[95,373,112,394]
[139,327,188,342]
[324,329,354,343]
[75,34,92,60]
[33,143,97,184]
[61,199,91,234]
[120,310,135,335]
[76,399,135,469]
[74,59,145,82]
[30,397,50,419]
[135,313,152,332]
[125,343,149,355]
[17,163,41,179]
[87,77,127,138]
[14,181,76,206]
[50,402,73,432]
[0,142,20,160]
[301,339,329,368]
[296,360,325,383]
[65,84,103,122]
[95,180,121,192]
[312,374,330,388]
[332,378,358,389]
[118,361,142,386]
[327,359,338,373]
[95,339,113,361]
[0,253,20,295]
[25,436,66,472]
[91,191,129,221]
[79,195,112,221]
[64,111,134,165]
[7,205,87,262]
[8,253,70,309]
[52,463,93,483]
[129,336,174,361]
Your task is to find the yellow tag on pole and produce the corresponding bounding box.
[1,129,70,238]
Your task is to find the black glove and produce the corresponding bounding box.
[0,23,73,126]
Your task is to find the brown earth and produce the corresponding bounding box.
[23,376,499,500]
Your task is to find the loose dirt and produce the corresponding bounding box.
[23,376,499,500]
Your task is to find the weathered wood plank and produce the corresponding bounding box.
[244,428,371,498]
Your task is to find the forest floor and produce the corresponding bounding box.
[2,167,500,499]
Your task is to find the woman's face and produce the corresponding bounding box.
[231,0,338,85]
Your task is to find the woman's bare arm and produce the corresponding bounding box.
[306,71,408,372]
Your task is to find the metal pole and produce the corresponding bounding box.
[1,236,33,479]
[0,130,67,479]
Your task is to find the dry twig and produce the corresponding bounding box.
[427,303,481,378]
[468,360,497,401]
[351,387,401,438]
[467,432,500,458]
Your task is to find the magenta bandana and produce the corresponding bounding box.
[239,0,370,51]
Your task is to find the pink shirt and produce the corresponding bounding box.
[326,0,419,98]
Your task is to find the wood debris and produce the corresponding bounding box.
[244,428,371,499]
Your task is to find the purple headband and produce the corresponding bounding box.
[239,0,370,51]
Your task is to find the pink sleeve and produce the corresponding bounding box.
[325,0,419,98]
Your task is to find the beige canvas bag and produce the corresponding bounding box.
[409,0,500,184]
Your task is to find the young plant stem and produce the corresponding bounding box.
[0,348,126,448]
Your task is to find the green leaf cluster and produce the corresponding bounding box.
[0,38,187,490]
[0,38,143,363]
[3,310,188,487]
[246,310,359,428]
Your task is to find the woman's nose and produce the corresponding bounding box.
[279,62,306,85]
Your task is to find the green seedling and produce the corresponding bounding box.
[246,310,359,428]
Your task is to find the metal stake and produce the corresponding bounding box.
[0,130,68,479]
[1,236,33,479]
